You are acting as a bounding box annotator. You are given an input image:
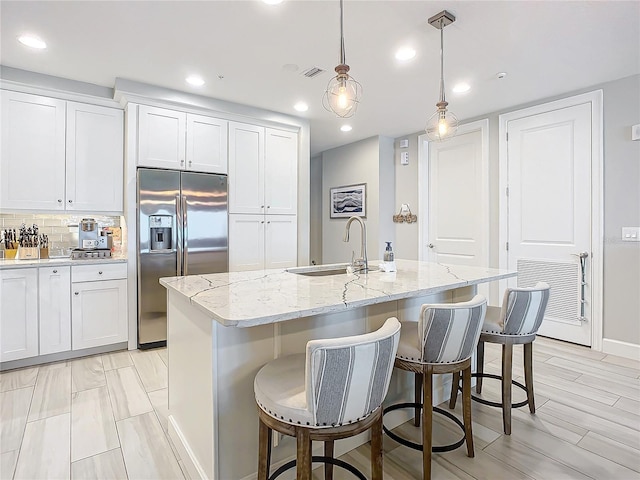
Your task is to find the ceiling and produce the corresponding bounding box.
[2,1,639,155]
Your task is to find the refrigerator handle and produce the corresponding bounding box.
[183,195,189,276]
[176,194,183,276]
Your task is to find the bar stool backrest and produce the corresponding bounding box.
[306,317,401,427]
[500,282,550,335]
[418,295,487,364]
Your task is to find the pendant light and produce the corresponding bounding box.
[425,10,458,141]
[323,0,362,118]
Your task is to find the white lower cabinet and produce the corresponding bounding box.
[39,266,71,355]
[71,264,128,350]
[0,269,39,362]
[229,214,297,272]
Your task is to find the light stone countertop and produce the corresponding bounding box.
[0,256,127,269]
[160,259,516,328]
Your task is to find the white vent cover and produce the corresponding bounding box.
[517,258,581,325]
[299,66,325,78]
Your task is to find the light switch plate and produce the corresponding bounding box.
[400,151,409,165]
[632,124,640,141]
[622,227,640,242]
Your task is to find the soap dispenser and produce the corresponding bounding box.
[383,242,397,272]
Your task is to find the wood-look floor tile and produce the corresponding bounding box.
[535,337,607,361]
[148,388,168,432]
[577,431,640,473]
[539,400,640,449]
[104,366,153,421]
[0,450,18,479]
[71,386,119,462]
[71,356,106,393]
[116,411,184,479]
[532,370,620,406]
[544,353,640,379]
[156,348,168,367]
[575,372,640,399]
[615,396,640,416]
[440,444,535,480]
[0,386,33,453]
[484,436,592,479]
[101,350,132,371]
[71,448,128,480]
[0,367,38,392]
[130,350,168,392]
[14,413,70,480]
[601,353,640,371]
[28,364,71,422]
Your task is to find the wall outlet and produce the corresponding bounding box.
[632,124,640,141]
[400,151,409,165]
[622,227,640,242]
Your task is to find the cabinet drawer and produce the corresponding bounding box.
[72,262,127,282]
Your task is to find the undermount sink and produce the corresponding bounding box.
[286,263,349,277]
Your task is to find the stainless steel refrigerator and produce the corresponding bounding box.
[137,168,228,348]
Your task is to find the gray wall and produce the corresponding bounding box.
[321,136,395,264]
[309,154,323,265]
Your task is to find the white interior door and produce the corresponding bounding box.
[506,102,592,346]
[422,121,490,299]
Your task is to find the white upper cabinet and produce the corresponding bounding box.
[1,91,66,211]
[66,102,124,212]
[138,105,228,174]
[0,90,124,212]
[229,123,297,215]
[264,128,298,215]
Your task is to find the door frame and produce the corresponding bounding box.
[418,118,491,283]
[498,90,603,350]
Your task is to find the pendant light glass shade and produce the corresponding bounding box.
[323,0,362,118]
[425,11,458,142]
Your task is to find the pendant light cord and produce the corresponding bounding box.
[340,0,346,65]
[439,18,446,103]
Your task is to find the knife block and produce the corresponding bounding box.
[39,247,49,259]
[4,248,17,259]
[17,247,39,260]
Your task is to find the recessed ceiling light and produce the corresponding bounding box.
[294,102,308,112]
[263,0,283,4]
[496,72,508,79]
[340,125,352,132]
[186,75,205,87]
[395,47,416,61]
[18,34,46,49]
[452,82,471,93]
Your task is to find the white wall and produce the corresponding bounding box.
[321,136,395,264]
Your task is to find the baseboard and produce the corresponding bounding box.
[602,338,640,361]
[169,415,208,480]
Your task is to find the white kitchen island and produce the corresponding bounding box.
[160,259,516,480]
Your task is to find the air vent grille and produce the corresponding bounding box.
[300,67,325,78]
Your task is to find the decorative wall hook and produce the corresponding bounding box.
[393,204,417,224]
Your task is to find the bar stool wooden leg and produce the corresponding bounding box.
[414,372,423,427]
[462,366,474,458]
[476,341,485,394]
[324,440,334,480]
[449,370,460,409]
[524,342,536,413]
[296,428,312,480]
[502,343,513,435]
[371,410,384,480]
[258,418,271,480]
[422,369,433,480]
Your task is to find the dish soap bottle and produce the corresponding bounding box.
[383,242,396,272]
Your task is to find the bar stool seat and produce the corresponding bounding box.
[254,317,401,480]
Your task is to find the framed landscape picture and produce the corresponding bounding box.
[330,183,366,218]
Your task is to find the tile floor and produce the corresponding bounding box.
[0,337,639,479]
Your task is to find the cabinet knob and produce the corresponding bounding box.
[261,205,264,209]
[267,221,271,224]
[188,160,192,166]
[75,292,79,295]
[261,221,265,224]
[98,271,103,275]
[53,269,58,273]
[68,199,73,203]
[180,159,185,165]
[57,199,62,203]
[267,205,271,209]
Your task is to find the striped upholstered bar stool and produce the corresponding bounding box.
[254,317,401,480]
[450,282,550,435]
[382,295,487,480]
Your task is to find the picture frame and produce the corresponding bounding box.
[330,183,367,218]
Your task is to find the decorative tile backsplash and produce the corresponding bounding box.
[0,213,123,252]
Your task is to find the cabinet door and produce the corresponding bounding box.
[265,215,298,269]
[265,129,298,215]
[138,105,186,169]
[186,114,228,174]
[72,279,127,350]
[0,91,66,211]
[66,102,124,212]
[228,214,265,271]
[0,268,38,362]
[39,266,71,355]
[228,122,264,214]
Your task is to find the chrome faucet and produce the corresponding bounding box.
[343,216,368,273]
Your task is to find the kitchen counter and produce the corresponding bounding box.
[162,260,515,479]
[0,256,127,269]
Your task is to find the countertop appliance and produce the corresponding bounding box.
[137,168,228,348]
[79,218,99,249]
